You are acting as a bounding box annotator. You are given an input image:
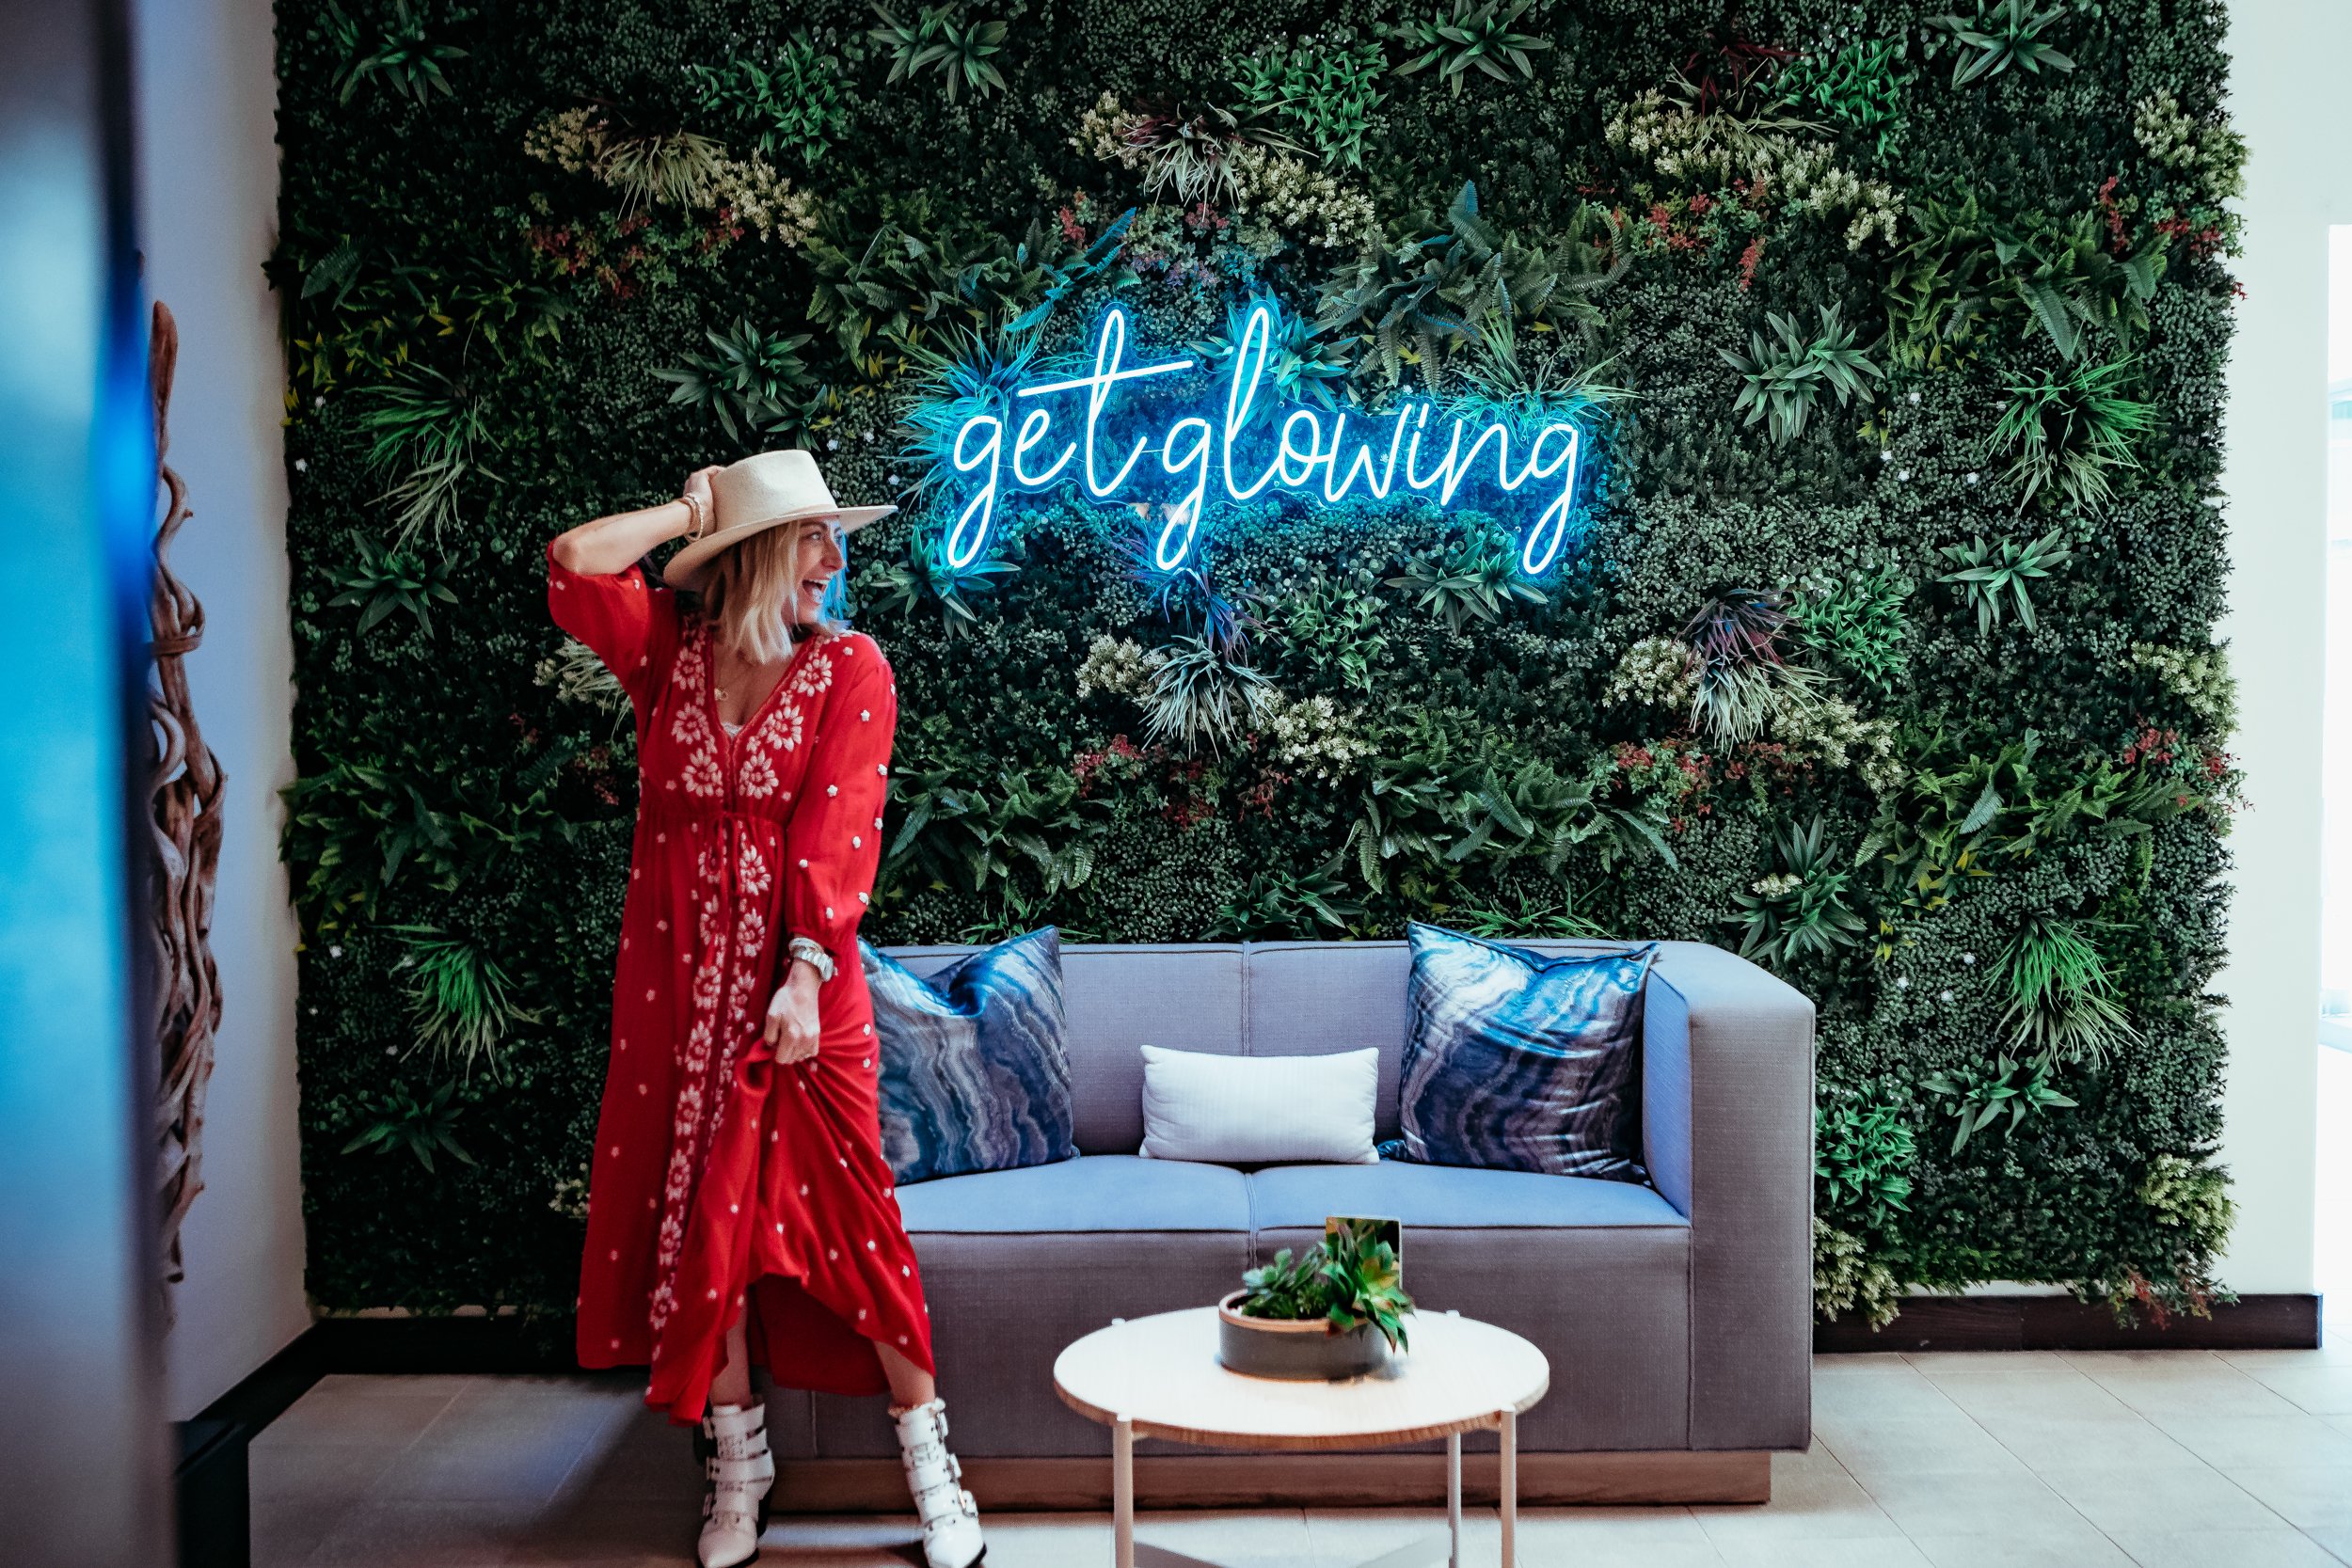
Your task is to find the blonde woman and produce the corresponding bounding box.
[548,451,984,1568]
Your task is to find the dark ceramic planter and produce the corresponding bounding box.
[1215,1290,1391,1381]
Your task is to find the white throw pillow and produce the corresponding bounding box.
[1137,1045,1380,1165]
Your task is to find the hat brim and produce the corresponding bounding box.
[660,502,898,590]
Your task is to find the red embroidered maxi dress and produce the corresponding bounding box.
[548,545,932,1423]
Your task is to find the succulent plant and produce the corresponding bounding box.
[1235,1221,1415,1350]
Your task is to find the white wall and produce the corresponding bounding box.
[2212,0,2352,1295]
[133,0,310,1418]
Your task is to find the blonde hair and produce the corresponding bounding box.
[700,519,846,665]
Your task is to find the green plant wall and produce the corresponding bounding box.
[277,0,2247,1326]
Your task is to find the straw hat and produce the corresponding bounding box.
[661,449,897,591]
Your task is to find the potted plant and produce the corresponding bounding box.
[1216,1221,1415,1381]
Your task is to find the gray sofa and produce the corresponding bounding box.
[769,938,1815,1504]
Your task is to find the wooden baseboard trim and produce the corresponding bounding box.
[176,1327,336,1568]
[1815,1292,2324,1353]
[772,1450,1771,1512]
[310,1315,584,1372]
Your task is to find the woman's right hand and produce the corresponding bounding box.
[550,466,727,575]
[682,465,722,535]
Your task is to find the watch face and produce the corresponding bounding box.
[1326,1214,1403,1276]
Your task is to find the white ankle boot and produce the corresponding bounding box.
[894,1399,984,1568]
[697,1402,774,1568]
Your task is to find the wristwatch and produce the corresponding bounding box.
[787,935,835,984]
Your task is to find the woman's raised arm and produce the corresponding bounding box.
[550,466,719,576]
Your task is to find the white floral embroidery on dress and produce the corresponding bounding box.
[681,748,724,799]
[787,646,835,701]
[649,822,774,1351]
[736,739,775,800]
[668,628,707,726]
[736,698,803,800]
[735,833,773,901]
[668,628,724,799]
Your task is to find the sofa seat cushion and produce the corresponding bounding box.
[843,1156,1252,1459]
[1246,1158,1690,1232]
[1251,1162,1693,1451]
[895,1153,1249,1234]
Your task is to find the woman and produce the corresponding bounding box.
[548,450,984,1568]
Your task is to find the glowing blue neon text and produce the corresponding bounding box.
[945,305,1584,575]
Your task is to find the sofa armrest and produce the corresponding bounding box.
[1642,942,1816,1450]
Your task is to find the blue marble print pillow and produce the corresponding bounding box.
[864,927,1077,1184]
[1390,923,1661,1181]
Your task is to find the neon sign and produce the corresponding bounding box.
[943,304,1587,577]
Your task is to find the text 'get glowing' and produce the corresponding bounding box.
[945,305,1587,576]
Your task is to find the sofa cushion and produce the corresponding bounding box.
[1250,1216,1693,1451]
[1140,1045,1379,1164]
[1242,942,1413,1136]
[894,1153,1250,1234]
[1245,1159,1690,1232]
[844,1159,1251,1458]
[1244,939,1661,1140]
[865,928,1075,1184]
[882,943,1247,1155]
[1394,924,1658,1180]
[1250,1148,1692,1453]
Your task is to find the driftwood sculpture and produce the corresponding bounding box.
[149,301,226,1320]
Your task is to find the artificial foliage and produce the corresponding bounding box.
[274,0,2248,1325]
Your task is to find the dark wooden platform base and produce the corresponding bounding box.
[772,1449,1772,1512]
[1814,1292,2323,1354]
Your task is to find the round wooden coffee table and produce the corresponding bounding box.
[1054,1307,1549,1568]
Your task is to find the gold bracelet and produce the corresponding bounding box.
[681,491,708,540]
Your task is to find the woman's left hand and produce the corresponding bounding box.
[764,961,824,1064]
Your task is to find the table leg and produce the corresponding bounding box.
[1445,1432,1462,1568]
[1113,1417,1135,1568]
[1497,1411,1517,1568]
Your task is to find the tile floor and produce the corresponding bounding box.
[247,1338,2352,1568]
